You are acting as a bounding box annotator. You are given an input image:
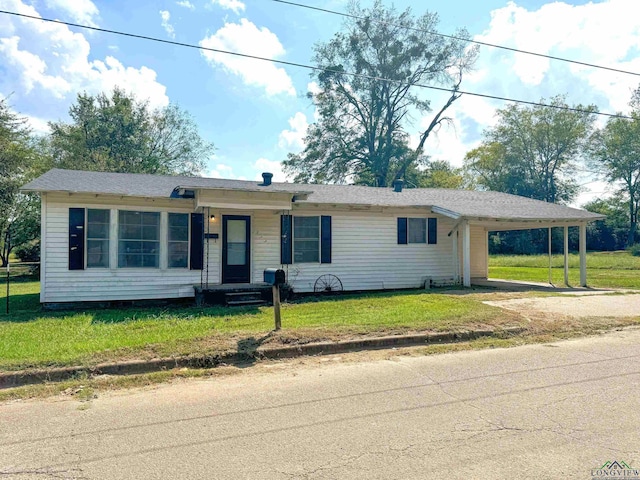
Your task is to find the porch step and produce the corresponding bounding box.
[226,299,267,307]
[224,291,266,307]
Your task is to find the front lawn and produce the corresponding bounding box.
[489,251,640,289]
[0,280,519,371]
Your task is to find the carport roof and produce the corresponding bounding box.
[22,169,604,222]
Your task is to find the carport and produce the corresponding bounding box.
[433,204,605,288]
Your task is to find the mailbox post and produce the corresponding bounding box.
[264,268,286,331]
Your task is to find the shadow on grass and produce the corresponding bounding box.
[1,284,540,325]
[0,295,265,324]
[0,293,42,322]
[236,332,274,365]
[289,289,435,305]
[89,304,264,325]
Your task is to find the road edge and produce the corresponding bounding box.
[0,327,525,389]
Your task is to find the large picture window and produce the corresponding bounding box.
[294,216,319,263]
[87,209,110,268]
[168,213,189,268]
[118,211,160,268]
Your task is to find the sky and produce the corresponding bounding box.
[1,0,639,206]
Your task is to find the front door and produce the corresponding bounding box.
[222,215,251,283]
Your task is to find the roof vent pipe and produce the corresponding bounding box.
[261,172,273,186]
[393,179,404,193]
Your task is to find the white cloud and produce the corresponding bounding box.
[0,0,169,108]
[254,158,289,182]
[203,163,240,179]
[199,19,295,96]
[176,0,195,9]
[0,36,71,96]
[159,10,175,39]
[474,0,640,109]
[203,159,286,182]
[210,0,245,14]
[25,115,51,135]
[415,0,640,194]
[278,112,308,151]
[45,0,99,27]
[307,82,321,96]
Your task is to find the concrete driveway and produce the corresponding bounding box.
[2,329,640,479]
[485,293,640,318]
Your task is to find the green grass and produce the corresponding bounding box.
[3,250,636,374]
[489,251,640,289]
[0,280,515,371]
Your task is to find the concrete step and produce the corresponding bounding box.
[224,291,265,307]
[226,299,267,307]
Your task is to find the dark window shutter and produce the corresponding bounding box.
[397,217,408,244]
[428,218,438,245]
[321,215,332,264]
[69,208,85,270]
[190,213,204,270]
[281,215,292,264]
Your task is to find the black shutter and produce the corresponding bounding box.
[397,217,408,244]
[321,215,332,264]
[281,215,292,264]
[190,213,204,270]
[69,208,85,270]
[428,218,438,245]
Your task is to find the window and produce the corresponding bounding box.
[87,209,110,268]
[398,217,436,245]
[408,218,427,244]
[168,213,189,268]
[294,216,319,263]
[118,211,160,268]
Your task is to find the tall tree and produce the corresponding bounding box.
[583,197,630,251]
[417,160,465,189]
[465,96,597,204]
[50,88,214,176]
[0,99,47,266]
[590,87,640,247]
[283,1,478,187]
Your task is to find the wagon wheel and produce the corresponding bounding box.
[314,274,343,293]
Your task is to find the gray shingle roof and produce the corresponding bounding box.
[21,169,603,222]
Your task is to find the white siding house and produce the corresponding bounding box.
[23,169,604,306]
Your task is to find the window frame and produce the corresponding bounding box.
[167,212,190,269]
[293,215,320,264]
[407,218,427,244]
[86,208,111,269]
[117,210,161,269]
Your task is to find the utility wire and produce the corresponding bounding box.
[271,0,640,78]
[0,9,632,120]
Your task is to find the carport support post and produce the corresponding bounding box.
[548,227,552,285]
[579,223,587,287]
[564,226,569,286]
[462,220,471,287]
[452,229,459,284]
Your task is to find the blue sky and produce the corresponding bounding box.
[1,0,639,205]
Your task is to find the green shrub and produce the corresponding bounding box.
[628,243,640,257]
[14,240,40,262]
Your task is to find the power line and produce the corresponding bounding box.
[271,0,640,78]
[0,9,632,120]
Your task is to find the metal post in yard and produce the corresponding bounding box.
[272,285,281,331]
[5,258,9,315]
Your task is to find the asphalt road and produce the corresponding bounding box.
[2,329,640,479]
